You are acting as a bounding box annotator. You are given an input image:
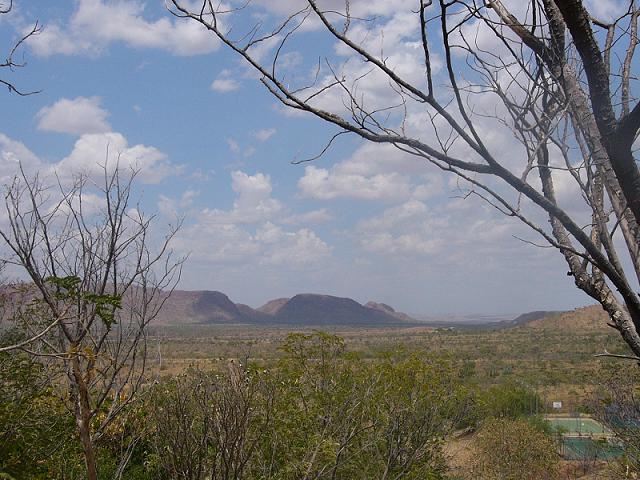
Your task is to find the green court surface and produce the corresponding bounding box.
[561,437,623,461]
[546,417,609,435]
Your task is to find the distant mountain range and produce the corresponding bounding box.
[154,290,418,326]
[1,284,608,331]
[153,289,597,329]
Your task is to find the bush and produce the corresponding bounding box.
[470,418,559,480]
[478,382,543,419]
[146,332,472,479]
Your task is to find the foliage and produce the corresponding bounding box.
[477,382,544,420]
[1,330,606,479]
[470,418,560,480]
[0,168,181,480]
[0,346,160,479]
[146,332,470,479]
[45,275,122,329]
[0,350,77,479]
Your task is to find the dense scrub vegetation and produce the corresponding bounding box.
[5,326,640,480]
[1,331,576,479]
[470,418,559,480]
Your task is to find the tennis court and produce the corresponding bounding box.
[561,437,623,461]
[546,416,609,435]
[545,416,623,461]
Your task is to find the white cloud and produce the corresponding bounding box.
[0,132,176,185]
[299,165,413,201]
[227,138,240,153]
[175,219,331,268]
[246,34,282,63]
[202,171,282,224]
[232,170,277,208]
[56,132,176,184]
[171,169,332,268]
[353,193,551,275]
[57,191,107,217]
[158,189,199,217]
[584,0,627,22]
[256,222,332,267]
[253,128,277,141]
[27,0,219,57]
[357,201,445,255]
[0,134,43,182]
[283,208,332,225]
[297,143,444,201]
[255,0,408,24]
[36,96,111,135]
[224,137,256,161]
[211,69,240,92]
[211,77,240,93]
[301,11,440,117]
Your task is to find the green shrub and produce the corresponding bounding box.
[471,418,559,480]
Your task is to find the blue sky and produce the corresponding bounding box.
[0,0,623,315]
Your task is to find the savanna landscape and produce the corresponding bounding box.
[3,0,640,479]
[3,289,639,479]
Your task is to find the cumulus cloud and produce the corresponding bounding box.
[158,189,199,217]
[299,165,414,201]
[584,0,627,22]
[36,96,111,135]
[297,143,444,201]
[350,192,558,295]
[201,171,283,224]
[172,170,331,268]
[211,69,240,92]
[56,132,176,184]
[57,191,108,217]
[175,220,331,268]
[255,0,409,27]
[31,97,179,184]
[256,222,332,267]
[0,134,44,182]
[0,130,179,230]
[27,0,219,57]
[305,11,440,116]
[211,77,240,93]
[357,201,445,255]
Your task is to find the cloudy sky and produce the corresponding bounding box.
[0,0,624,315]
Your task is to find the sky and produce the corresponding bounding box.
[0,0,629,315]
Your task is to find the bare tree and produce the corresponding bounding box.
[0,1,40,95]
[170,0,640,358]
[0,166,182,480]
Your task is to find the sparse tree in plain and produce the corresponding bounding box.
[0,166,182,480]
[170,0,640,358]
